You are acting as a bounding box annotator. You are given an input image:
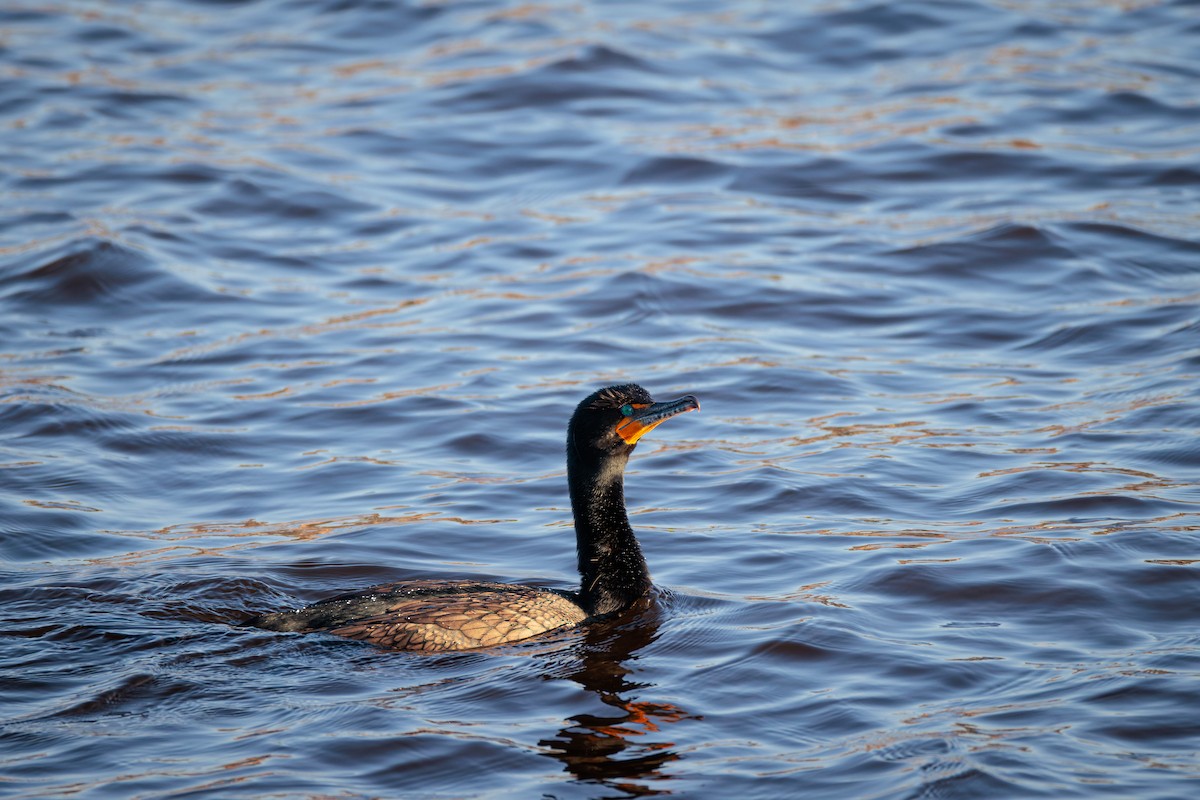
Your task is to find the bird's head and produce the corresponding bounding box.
[568,384,699,467]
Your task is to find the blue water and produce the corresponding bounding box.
[2,1,1199,797]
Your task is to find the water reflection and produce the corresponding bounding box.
[539,597,691,798]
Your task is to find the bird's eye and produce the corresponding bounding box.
[620,404,633,416]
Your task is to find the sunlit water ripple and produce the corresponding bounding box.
[2,1,1198,798]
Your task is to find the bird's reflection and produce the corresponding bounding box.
[537,595,694,797]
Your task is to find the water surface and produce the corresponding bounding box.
[2,1,1199,798]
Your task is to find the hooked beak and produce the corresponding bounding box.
[615,394,700,445]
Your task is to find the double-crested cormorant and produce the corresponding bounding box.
[249,384,698,651]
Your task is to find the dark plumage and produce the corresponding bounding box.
[248,384,698,651]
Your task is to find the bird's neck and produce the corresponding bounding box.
[569,454,651,617]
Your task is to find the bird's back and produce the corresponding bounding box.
[249,579,588,651]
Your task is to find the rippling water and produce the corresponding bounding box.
[3,1,1199,797]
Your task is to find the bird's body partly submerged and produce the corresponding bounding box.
[251,580,587,651]
[249,384,698,652]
